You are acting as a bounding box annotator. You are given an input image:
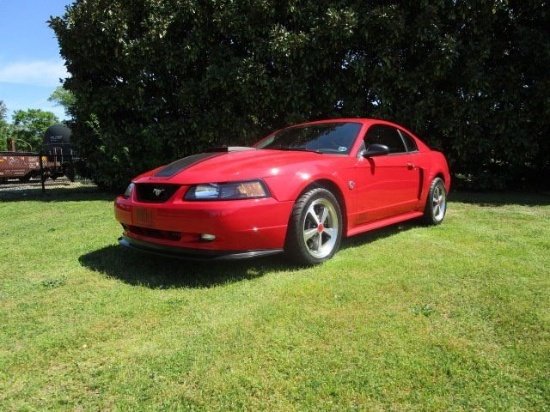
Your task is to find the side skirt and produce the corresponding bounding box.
[346,211,424,237]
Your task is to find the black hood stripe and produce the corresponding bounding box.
[154,152,223,178]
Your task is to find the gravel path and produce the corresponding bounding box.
[0,178,97,199]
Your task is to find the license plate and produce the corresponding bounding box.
[133,207,155,227]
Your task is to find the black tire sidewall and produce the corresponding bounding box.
[286,187,343,265]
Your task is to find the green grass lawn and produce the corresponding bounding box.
[1,185,549,411]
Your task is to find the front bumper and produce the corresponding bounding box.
[119,235,283,260]
[114,195,293,253]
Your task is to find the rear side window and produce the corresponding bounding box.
[398,130,418,152]
[364,125,406,154]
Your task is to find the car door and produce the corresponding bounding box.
[353,124,421,225]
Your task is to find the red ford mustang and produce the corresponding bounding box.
[114,118,450,265]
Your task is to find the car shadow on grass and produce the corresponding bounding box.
[80,222,418,289]
[340,220,418,252]
[79,245,298,289]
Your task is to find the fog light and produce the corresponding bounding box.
[200,234,216,241]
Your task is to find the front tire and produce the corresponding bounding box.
[423,177,447,225]
[286,187,343,265]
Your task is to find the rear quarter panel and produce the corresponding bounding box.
[416,150,451,210]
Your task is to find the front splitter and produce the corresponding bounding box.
[118,235,284,261]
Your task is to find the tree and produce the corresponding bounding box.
[50,0,550,191]
[11,109,59,152]
[48,86,76,118]
[0,101,8,151]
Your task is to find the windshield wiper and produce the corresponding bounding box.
[267,146,323,154]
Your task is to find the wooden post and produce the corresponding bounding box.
[39,152,45,193]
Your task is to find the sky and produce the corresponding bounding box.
[0,0,73,121]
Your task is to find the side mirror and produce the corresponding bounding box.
[361,143,390,158]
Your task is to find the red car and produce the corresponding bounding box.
[114,118,450,265]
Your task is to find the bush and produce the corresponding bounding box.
[50,1,550,191]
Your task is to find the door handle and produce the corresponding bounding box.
[407,163,415,170]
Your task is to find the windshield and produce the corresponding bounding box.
[255,122,362,155]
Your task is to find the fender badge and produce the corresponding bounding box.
[348,181,355,190]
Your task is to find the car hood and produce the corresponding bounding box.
[134,148,341,184]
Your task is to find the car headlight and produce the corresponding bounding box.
[123,183,135,198]
[185,180,270,200]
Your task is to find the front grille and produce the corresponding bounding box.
[135,184,179,203]
[128,225,182,241]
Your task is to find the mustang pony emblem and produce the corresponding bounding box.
[152,188,165,197]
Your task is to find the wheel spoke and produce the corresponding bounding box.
[312,233,321,251]
[306,204,320,226]
[323,227,337,239]
[319,206,329,225]
[303,227,318,242]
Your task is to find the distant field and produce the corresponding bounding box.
[1,185,548,411]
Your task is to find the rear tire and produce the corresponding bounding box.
[423,177,447,225]
[285,187,343,265]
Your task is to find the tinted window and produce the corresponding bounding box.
[399,130,418,152]
[256,122,362,154]
[365,125,406,154]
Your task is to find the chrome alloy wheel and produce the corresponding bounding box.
[430,179,447,223]
[301,197,340,259]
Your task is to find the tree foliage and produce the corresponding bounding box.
[11,109,59,152]
[0,101,8,151]
[48,86,76,118]
[50,0,549,191]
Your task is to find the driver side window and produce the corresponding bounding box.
[365,125,406,154]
